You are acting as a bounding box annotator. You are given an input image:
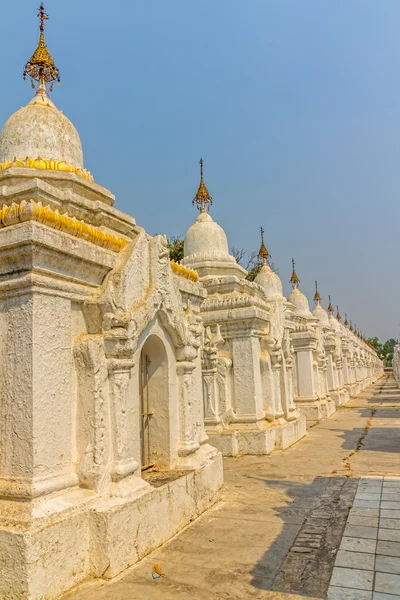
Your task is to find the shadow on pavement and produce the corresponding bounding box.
[248,475,358,598]
[337,426,400,453]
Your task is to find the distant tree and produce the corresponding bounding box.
[231,247,279,282]
[382,338,396,367]
[367,336,396,366]
[367,337,383,357]
[167,237,184,263]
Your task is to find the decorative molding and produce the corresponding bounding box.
[0,200,127,252]
[170,260,199,283]
[0,157,94,182]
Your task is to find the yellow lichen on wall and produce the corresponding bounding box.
[0,200,127,252]
[170,260,199,283]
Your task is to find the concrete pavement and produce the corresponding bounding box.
[63,374,400,600]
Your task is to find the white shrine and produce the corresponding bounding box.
[0,6,383,599]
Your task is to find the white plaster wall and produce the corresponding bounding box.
[32,294,73,482]
[0,294,34,481]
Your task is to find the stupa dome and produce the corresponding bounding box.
[0,85,83,169]
[329,314,340,331]
[312,303,329,325]
[184,211,235,263]
[255,264,283,298]
[288,287,311,316]
[0,5,86,177]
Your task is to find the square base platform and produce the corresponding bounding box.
[207,415,306,457]
[0,448,223,600]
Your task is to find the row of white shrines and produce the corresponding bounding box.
[0,56,383,600]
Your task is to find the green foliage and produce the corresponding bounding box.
[167,237,184,263]
[367,336,396,366]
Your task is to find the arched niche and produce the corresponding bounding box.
[139,334,170,470]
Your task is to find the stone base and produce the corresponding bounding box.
[330,389,349,406]
[0,449,223,600]
[295,396,336,427]
[206,414,306,457]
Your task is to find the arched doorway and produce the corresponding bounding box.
[139,335,170,470]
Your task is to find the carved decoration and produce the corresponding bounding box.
[0,157,93,182]
[0,200,127,252]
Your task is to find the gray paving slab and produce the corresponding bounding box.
[351,508,381,518]
[335,549,375,570]
[340,536,378,553]
[378,529,400,542]
[380,518,400,530]
[375,554,400,575]
[331,567,374,590]
[349,515,380,527]
[344,524,378,539]
[382,493,400,500]
[374,572,400,595]
[328,587,372,599]
[381,502,400,510]
[356,494,382,501]
[381,509,400,519]
[354,500,382,509]
[377,541,400,557]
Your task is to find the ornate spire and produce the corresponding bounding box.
[23,4,60,92]
[290,259,300,289]
[336,305,342,322]
[314,280,321,305]
[192,158,212,213]
[344,313,349,327]
[327,295,334,315]
[349,321,354,332]
[258,227,269,265]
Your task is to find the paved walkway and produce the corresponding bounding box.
[328,474,400,599]
[64,375,400,600]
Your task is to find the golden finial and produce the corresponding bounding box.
[23,4,60,92]
[314,280,321,305]
[336,305,342,322]
[192,158,212,213]
[290,258,300,289]
[258,226,269,265]
[327,295,334,315]
[344,313,349,327]
[349,321,354,332]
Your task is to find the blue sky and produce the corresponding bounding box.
[3,1,400,341]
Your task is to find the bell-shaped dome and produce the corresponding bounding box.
[288,287,311,316]
[183,211,235,264]
[0,85,83,169]
[329,314,340,332]
[255,264,283,298]
[312,303,329,325]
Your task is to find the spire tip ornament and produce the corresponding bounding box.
[192,158,212,213]
[336,305,342,322]
[327,295,334,315]
[290,258,300,289]
[344,313,349,327]
[314,280,321,305]
[23,3,60,93]
[258,226,269,265]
